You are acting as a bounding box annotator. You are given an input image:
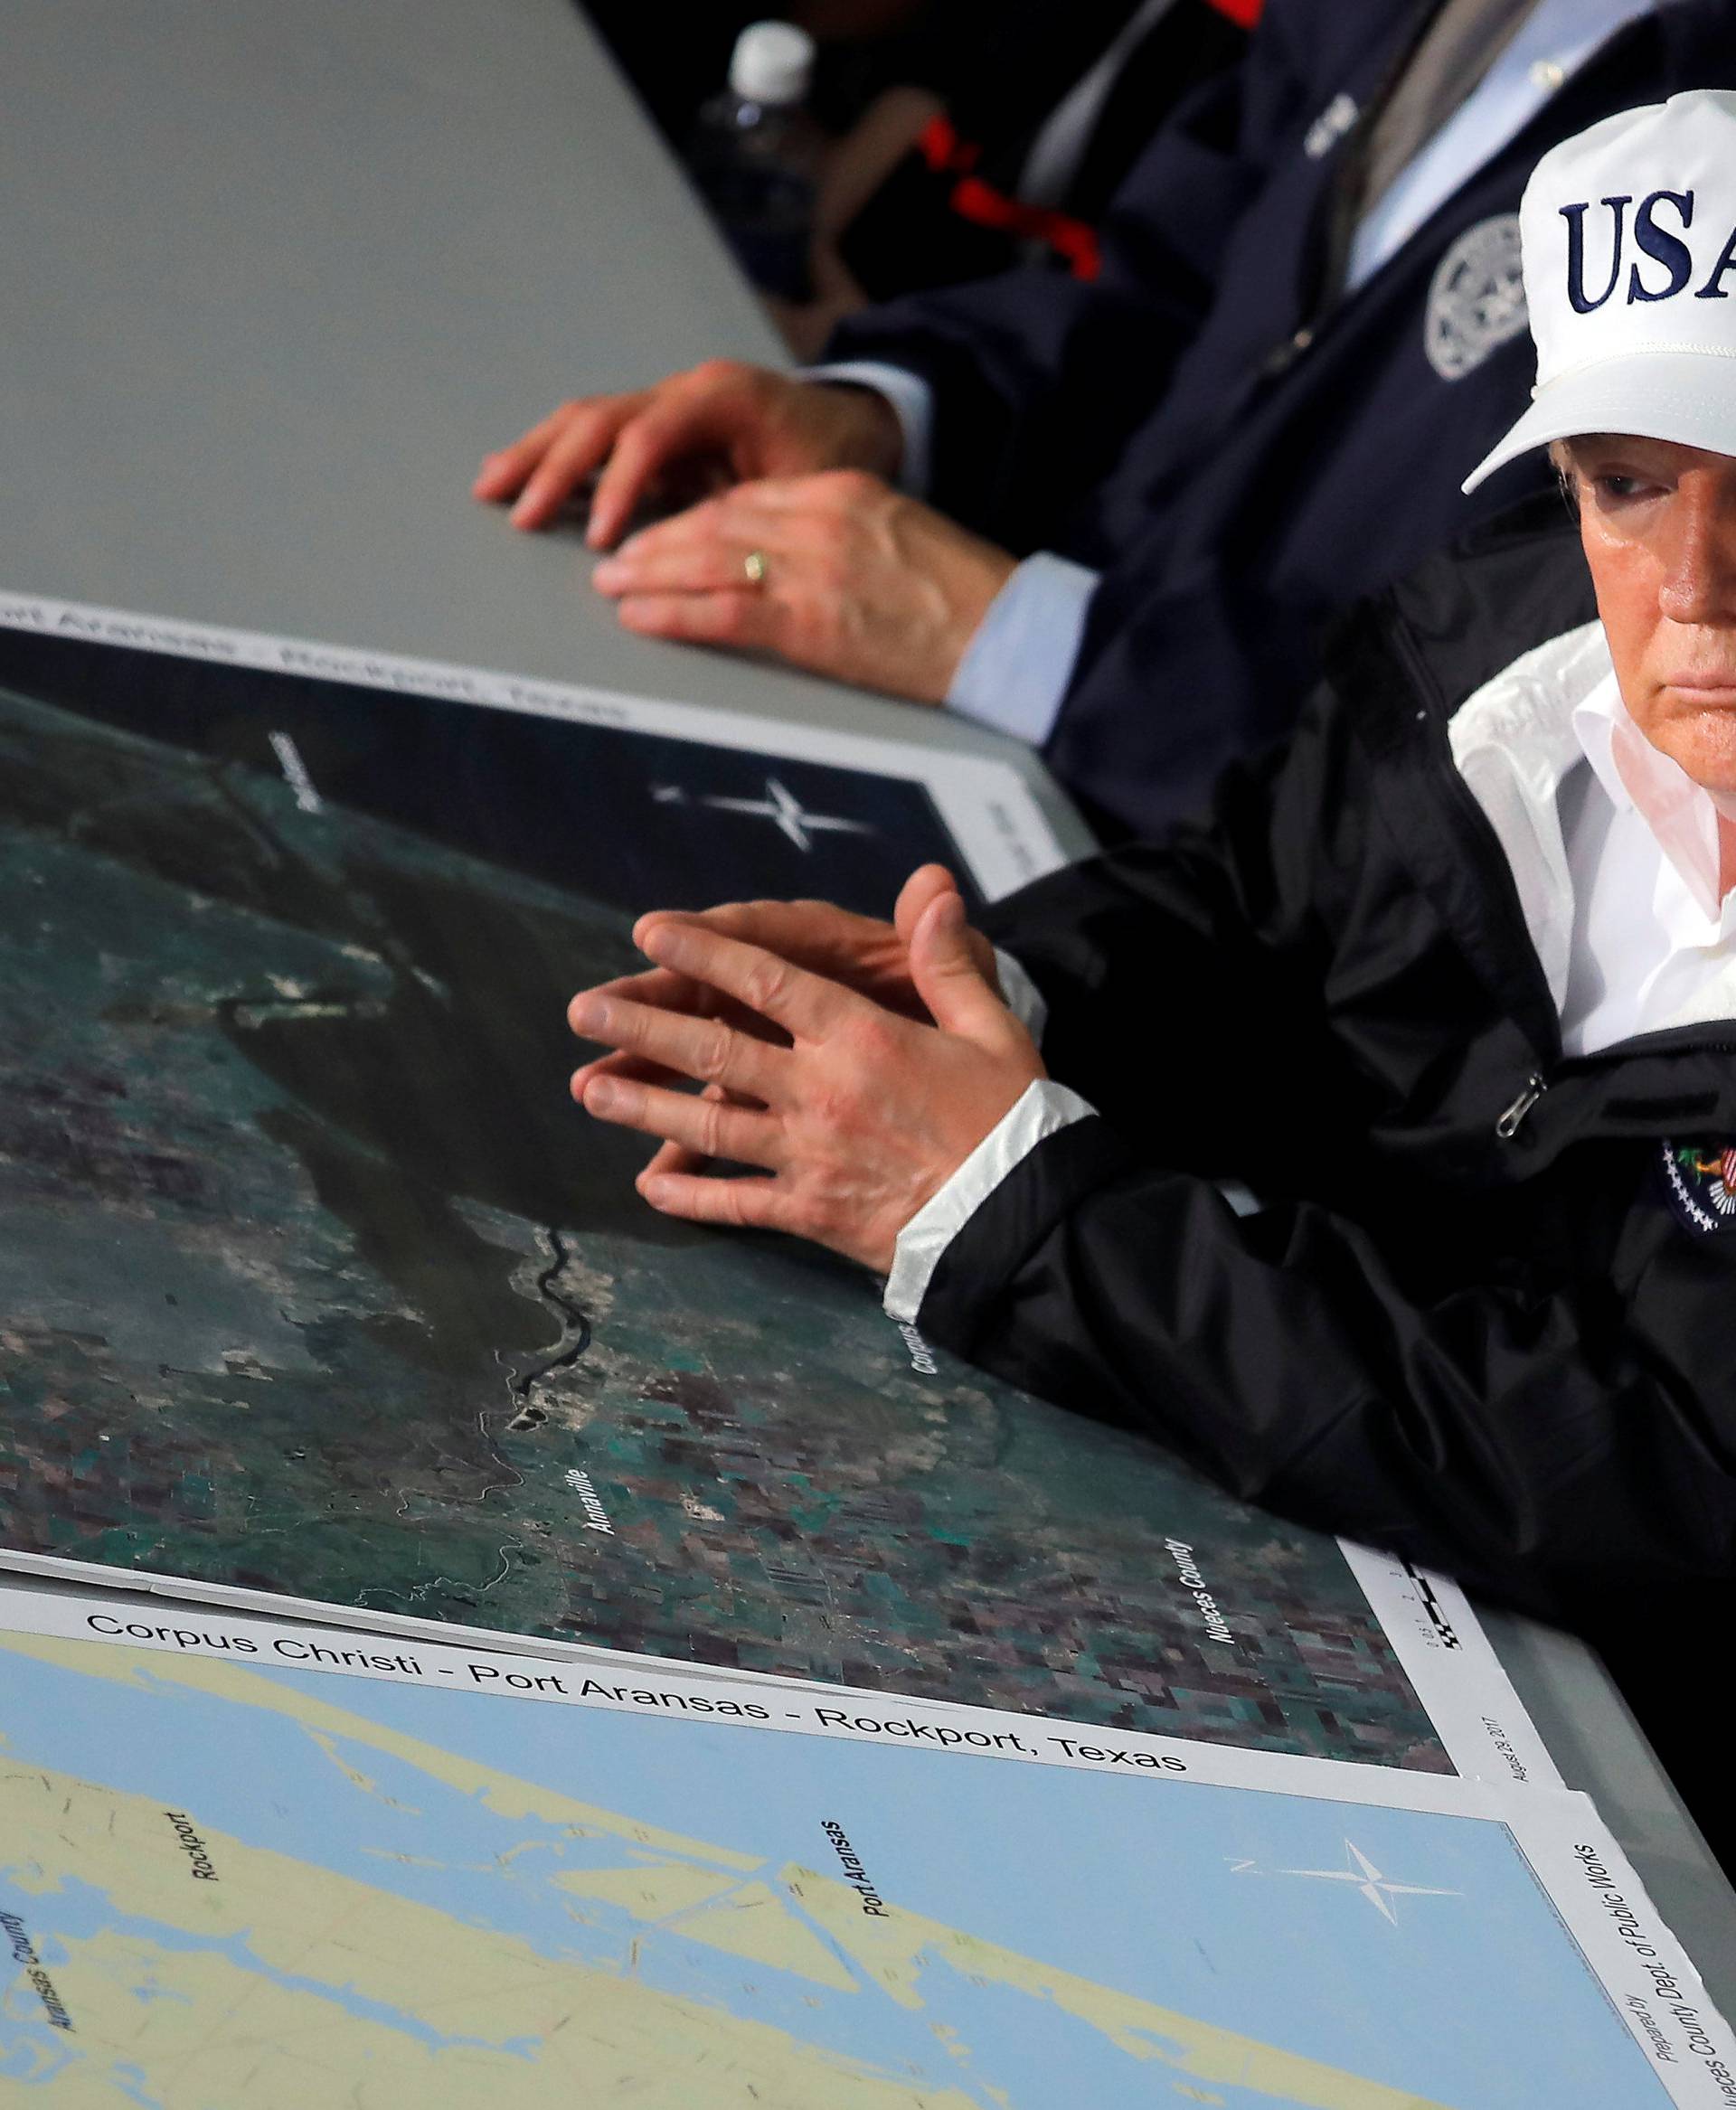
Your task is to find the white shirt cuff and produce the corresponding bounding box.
[800,360,934,497]
[945,551,1099,748]
[993,948,1047,1044]
[882,1079,1096,1323]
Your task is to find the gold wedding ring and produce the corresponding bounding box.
[742,550,769,588]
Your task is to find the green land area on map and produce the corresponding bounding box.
[0,662,1443,1765]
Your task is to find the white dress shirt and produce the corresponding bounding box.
[810,0,1655,749]
[884,622,1736,1323]
[1344,0,1657,287]
[1560,669,1736,1057]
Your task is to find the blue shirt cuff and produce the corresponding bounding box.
[945,552,1099,748]
[800,361,934,497]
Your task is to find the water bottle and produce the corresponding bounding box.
[690,21,824,301]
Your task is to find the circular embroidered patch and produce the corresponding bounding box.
[1659,1139,1736,1236]
[1424,214,1528,381]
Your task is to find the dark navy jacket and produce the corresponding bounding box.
[829,0,1736,836]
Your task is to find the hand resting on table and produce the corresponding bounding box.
[566,865,1042,1275]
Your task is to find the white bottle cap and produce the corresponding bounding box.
[729,21,816,107]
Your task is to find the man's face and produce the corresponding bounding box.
[1566,434,1736,805]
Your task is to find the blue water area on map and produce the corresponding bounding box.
[0,1640,1670,2108]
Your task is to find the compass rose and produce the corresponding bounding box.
[651,777,874,854]
[1232,1839,1461,1926]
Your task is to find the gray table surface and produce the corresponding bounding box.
[2,0,1731,2002]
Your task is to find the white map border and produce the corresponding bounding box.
[1341,1545,1561,1788]
[0,589,1069,900]
[0,1539,1553,1794]
[0,1579,1730,2106]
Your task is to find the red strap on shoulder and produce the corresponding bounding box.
[948,175,1103,281]
[911,0,1269,282]
[916,113,977,176]
[912,114,1101,278]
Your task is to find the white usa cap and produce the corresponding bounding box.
[1463,89,1736,493]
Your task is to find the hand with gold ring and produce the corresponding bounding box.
[590,472,1018,705]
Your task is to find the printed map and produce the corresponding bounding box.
[0,1625,1673,2108]
[0,611,1445,1764]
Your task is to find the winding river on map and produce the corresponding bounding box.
[0,652,1447,1768]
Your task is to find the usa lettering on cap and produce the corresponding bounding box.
[1463,90,1736,493]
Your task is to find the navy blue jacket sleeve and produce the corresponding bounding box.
[821,10,1321,544]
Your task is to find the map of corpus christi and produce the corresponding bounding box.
[0,617,1451,1766]
[0,1627,1672,2108]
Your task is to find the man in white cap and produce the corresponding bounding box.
[565,93,1736,1852]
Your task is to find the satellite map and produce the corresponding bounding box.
[0,1616,1680,2108]
[0,603,1455,1766]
